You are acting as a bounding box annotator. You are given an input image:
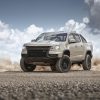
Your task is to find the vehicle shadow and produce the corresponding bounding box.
[5,70,86,73]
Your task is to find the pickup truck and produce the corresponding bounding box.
[20,32,93,73]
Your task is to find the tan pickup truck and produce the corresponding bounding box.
[20,32,93,73]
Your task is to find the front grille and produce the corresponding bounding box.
[28,50,48,57]
[26,46,50,57]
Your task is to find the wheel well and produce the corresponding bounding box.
[86,51,92,58]
[63,50,70,57]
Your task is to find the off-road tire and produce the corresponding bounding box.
[82,54,91,70]
[56,55,71,73]
[20,58,36,72]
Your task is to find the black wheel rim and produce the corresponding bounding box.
[26,66,32,70]
[25,62,34,70]
[62,59,68,70]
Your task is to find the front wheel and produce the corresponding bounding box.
[82,54,91,70]
[20,58,36,72]
[55,55,71,73]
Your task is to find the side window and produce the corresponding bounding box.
[68,34,75,42]
[74,34,81,43]
[80,35,87,43]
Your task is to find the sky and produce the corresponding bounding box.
[0,0,100,62]
[0,0,88,30]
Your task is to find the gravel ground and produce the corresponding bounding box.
[0,71,100,100]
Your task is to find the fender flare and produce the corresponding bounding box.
[63,50,70,57]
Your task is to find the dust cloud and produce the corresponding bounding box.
[0,57,100,72]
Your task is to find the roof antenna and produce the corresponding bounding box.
[68,22,76,34]
[68,22,86,34]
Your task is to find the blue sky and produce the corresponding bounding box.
[0,0,88,30]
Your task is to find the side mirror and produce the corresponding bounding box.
[69,39,76,44]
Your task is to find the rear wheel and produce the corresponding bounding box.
[55,55,71,73]
[20,58,36,72]
[82,54,91,70]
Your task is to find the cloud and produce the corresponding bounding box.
[0,21,11,40]
[59,19,86,33]
[85,0,100,30]
[0,21,44,62]
[46,28,55,32]
[26,24,43,34]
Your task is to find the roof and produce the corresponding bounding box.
[43,31,79,35]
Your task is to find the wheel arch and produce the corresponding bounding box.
[63,50,70,57]
[86,50,92,58]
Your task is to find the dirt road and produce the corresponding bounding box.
[0,71,100,100]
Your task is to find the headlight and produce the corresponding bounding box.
[22,45,26,51]
[50,45,60,51]
[22,46,26,50]
[55,45,60,50]
[22,46,27,54]
[22,44,26,49]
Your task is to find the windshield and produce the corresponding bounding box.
[35,33,67,42]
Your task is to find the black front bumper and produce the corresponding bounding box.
[21,46,58,65]
[21,54,58,65]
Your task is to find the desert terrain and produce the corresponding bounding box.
[0,58,100,100]
[0,71,99,100]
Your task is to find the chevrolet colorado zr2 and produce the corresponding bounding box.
[20,32,93,73]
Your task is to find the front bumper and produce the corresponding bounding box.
[21,54,58,65]
[21,53,58,59]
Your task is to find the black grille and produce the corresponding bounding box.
[26,46,50,57]
[28,50,48,57]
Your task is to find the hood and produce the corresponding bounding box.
[24,41,61,47]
